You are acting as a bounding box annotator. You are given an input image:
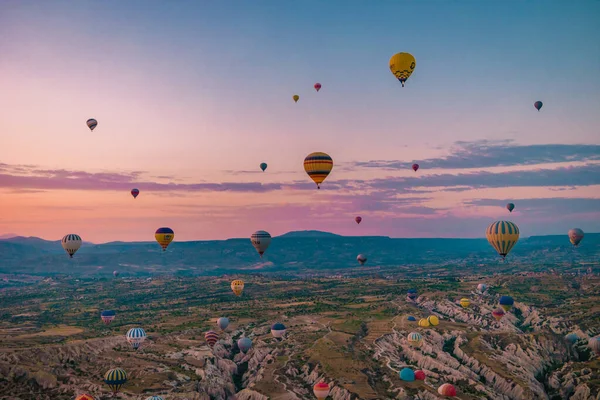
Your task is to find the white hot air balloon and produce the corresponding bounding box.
[61,234,82,258]
[250,230,272,257]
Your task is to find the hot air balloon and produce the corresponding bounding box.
[499,295,514,312]
[237,337,252,353]
[414,370,426,380]
[506,203,515,212]
[205,331,219,347]
[155,227,174,251]
[61,234,82,258]
[101,310,116,325]
[217,317,230,331]
[113,270,119,277]
[313,382,330,400]
[477,283,488,293]
[407,331,423,347]
[314,83,322,92]
[231,279,244,296]
[145,397,165,400]
[355,216,362,224]
[492,308,505,321]
[86,118,98,131]
[126,327,147,350]
[460,298,471,308]
[407,316,417,322]
[427,315,440,326]
[304,152,333,189]
[271,323,286,338]
[589,336,600,356]
[357,254,367,265]
[389,52,416,87]
[131,188,139,199]
[399,368,415,381]
[438,383,457,397]
[251,230,272,257]
[486,221,519,258]
[407,288,418,301]
[260,162,267,172]
[104,368,127,395]
[569,228,584,247]
[565,333,579,344]
[412,163,419,172]
[75,394,95,400]
[293,95,299,103]
[534,101,543,111]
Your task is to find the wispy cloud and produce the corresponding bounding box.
[465,197,600,214]
[352,140,600,170]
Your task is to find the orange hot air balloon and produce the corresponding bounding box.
[76,395,95,400]
[412,163,419,172]
[231,279,244,296]
[313,382,330,399]
[304,152,333,189]
[438,383,457,397]
[314,83,322,92]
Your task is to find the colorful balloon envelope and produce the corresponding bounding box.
[565,333,579,344]
[293,94,299,103]
[205,331,219,347]
[357,254,367,265]
[506,203,515,212]
[313,382,330,400]
[589,336,600,356]
[412,163,419,172]
[86,118,98,131]
[113,270,119,277]
[407,316,417,322]
[217,317,230,331]
[438,383,457,397]
[414,370,426,380]
[304,152,333,189]
[477,283,488,293]
[486,221,519,258]
[237,337,252,353]
[418,318,430,328]
[427,315,440,326]
[568,228,584,246]
[355,216,362,224]
[459,298,471,308]
[499,295,514,312]
[145,396,165,400]
[271,322,286,338]
[155,227,174,251]
[231,279,244,296]
[260,162,267,172]
[399,367,415,382]
[61,234,82,258]
[101,310,116,325]
[492,308,505,321]
[534,101,543,111]
[104,368,127,394]
[126,327,147,350]
[314,83,321,92]
[389,52,416,87]
[407,331,423,347]
[407,289,418,300]
[131,188,139,198]
[75,394,95,400]
[251,230,272,257]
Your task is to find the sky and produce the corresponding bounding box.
[0,0,599,243]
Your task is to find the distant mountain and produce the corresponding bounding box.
[0,233,18,239]
[277,230,342,238]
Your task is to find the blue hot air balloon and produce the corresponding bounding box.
[499,295,514,312]
[217,317,230,331]
[407,316,417,322]
[400,368,415,382]
[237,337,252,353]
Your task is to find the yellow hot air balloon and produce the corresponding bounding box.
[231,279,244,296]
[304,152,333,189]
[486,221,519,258]
[418,318,430,327]
[155,227,174,251]
[427,315,439,326]
[389,52,416,87]
[460,298,471,308]
[293,95,299,103]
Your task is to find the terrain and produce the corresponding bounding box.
[0,271,599,399]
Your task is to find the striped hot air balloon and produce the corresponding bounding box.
[459,298,471,308]
[61,234,82,258]
[131,188,139,199]
[492,308,505,321]
[86,118,98,131]
[313,382,330,400]
[155,227,174,251]
[438,383,457,397]
[145,397,165,400]
[356,254,367,265]
[231,279,244,296]
[271,323,286,338]
[304,152,333,189]
[407,332,423,347]
[205,331,219,347]
[251,230,271,257]
[217,317,230,331]
[126,327,146,350]
[104,368,127,394]
[486,221,519,258]
[427,315,440,326]
[588,336,600,356]
[101,310,116,325]
[499,295,514,312]
[75,395,95,400]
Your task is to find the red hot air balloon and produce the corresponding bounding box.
[438,383,457,397]
[131,188,139,199]
[314,83,322,92]
[414,370,426,380]
[205,331,219,347]
[355,216,362,224]
[412,163,419,172]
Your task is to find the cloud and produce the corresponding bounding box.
[465,197,600,215]
[353,140,600,170]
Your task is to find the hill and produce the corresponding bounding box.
[277,230,343,238]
